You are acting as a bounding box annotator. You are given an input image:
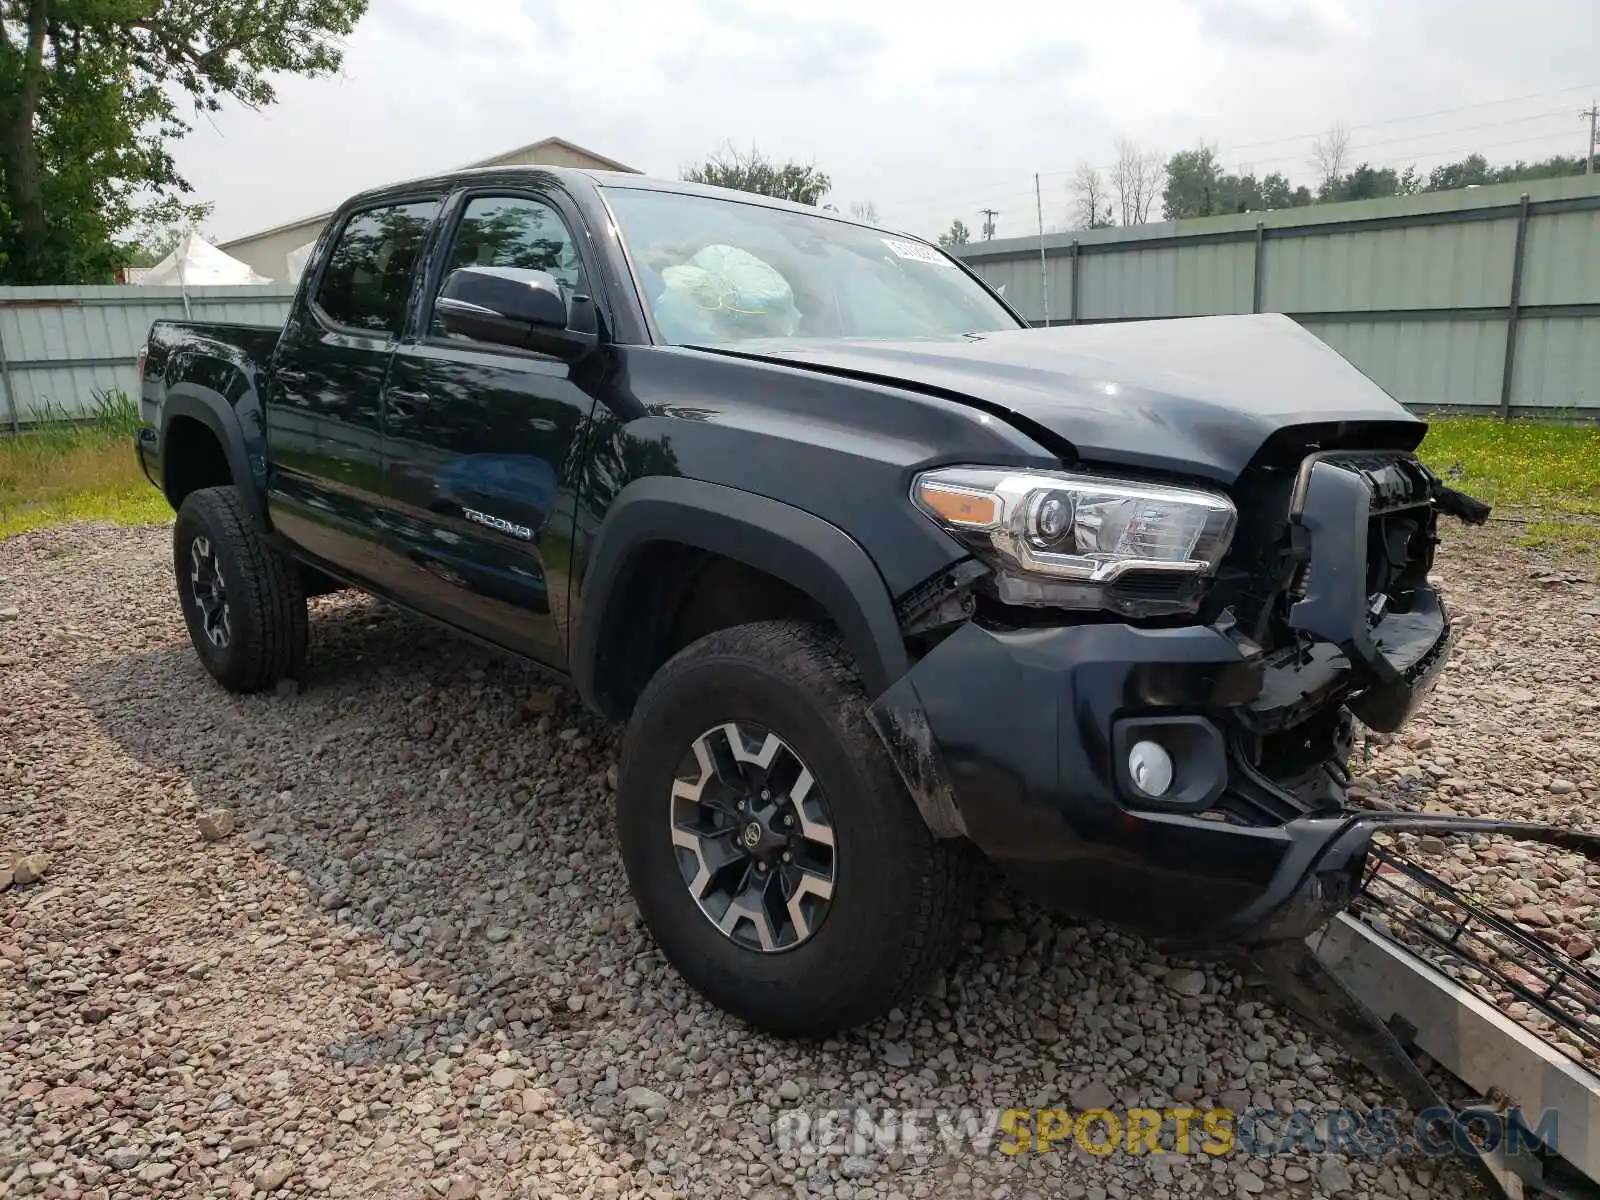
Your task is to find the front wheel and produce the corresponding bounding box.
[173,486,307,693]
[616,620,977,1037]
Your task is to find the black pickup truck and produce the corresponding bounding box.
[136,166,1487,1036]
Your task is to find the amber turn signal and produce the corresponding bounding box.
[915,481,999,527]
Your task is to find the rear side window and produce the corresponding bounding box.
[314,201,439,334]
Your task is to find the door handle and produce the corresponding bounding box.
[387,389,430,417]
[276,368,310,385]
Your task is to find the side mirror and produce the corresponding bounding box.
[435,266,598,361]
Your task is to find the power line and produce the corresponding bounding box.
[1236,122,1596,174]
[872,83,1600,219]
[1219,81,1600,153]
[1224,111,1581,174]
[883,110,1579,219]
[879,121,1586,228]
[875,169,1070,218]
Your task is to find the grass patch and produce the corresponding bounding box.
[0,391,171,539]
[1418,416,1600,515]
[1515,519,1600,557]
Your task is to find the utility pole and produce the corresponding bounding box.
[979,208,998,241]
[1035,174,1051,328]
[1584,103,1599,175]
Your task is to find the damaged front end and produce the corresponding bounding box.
[873,440,1600,1199]
[872,443,1501,948]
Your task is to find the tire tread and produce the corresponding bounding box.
[175,486,307,692]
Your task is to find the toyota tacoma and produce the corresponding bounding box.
[134,166,1488,1036]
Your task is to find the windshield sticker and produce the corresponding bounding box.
[881,237,951,266]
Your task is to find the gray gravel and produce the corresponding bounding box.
[1353,523,1600,1066]
[2,518,1592,1198]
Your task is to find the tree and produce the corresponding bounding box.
[1422,152,1585,192]
[0,0,369,284]
[1215,173,1263,213]
[1155,137,1590,225]
[1111,137,1164,225]
[1162,145,1221,219]
[848,199,878,223]
[936,218,971,247]
[1163,146,1317,218]
[1316,162,1425,204]
[682,143,831,206]
[1259,171,1313,210]
[1310,121,1352,194]
[1321,162,1391,202]
[1070,162,1113,229]
[1425,153,1493,192]
[1488,153,1587,184]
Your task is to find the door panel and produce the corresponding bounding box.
[378,193,600,667]
[265,200,438,579]
[266,326,396,575]
[381,344,595,664]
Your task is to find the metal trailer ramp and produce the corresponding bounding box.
[1263,839,1600,1199]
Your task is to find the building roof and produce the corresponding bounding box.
[467,135,636,174]
[218,136,638,249]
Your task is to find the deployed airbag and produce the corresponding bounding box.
[654,244,802,342]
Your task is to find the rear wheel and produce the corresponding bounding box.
[617,620,977,1036]
[173,486,307,693]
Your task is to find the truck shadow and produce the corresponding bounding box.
[70,594,1271,1171]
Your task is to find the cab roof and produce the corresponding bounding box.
[343,165,906,235]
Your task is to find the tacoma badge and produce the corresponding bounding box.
[462,507,533,541]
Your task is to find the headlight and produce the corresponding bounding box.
[912,466,1237,616]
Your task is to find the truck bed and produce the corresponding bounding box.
[143,319,282,377]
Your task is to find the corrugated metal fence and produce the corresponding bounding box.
[5,179,1598,428]
[0,283,296,430]
[952,174,1600,419]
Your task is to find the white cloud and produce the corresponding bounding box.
[175,0,1599,245]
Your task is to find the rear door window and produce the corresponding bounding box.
[314,201,439,335]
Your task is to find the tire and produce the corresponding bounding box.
[617,619,977,1037]
[173,486,308,693]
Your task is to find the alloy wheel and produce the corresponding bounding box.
[188,535,232,649]
[669,721,837,952]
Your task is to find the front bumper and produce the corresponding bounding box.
[870,453,1458,947]
[872,616,1443,945]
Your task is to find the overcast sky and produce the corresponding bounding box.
[177,0,1600,245]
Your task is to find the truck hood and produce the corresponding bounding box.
[707,313,1422,484]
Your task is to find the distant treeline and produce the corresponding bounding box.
[1160,149,1589,221]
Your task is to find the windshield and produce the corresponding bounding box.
[602,187,1021,346]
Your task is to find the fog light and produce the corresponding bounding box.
[1128,740,1174,797]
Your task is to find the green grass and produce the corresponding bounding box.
[1417,416,1600,559]
[1417,416,1600,515]
[0,390,171,539]
[1515,519,1600,556]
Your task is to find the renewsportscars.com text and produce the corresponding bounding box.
[774,1106,1558,1159]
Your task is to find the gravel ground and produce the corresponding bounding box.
[1,519,1595,1199]
[1352,522,1600,1065]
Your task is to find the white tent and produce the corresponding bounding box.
[285,240,317,284]
[131,233,271,286]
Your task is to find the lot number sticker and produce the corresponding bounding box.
[882,237,951,266]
